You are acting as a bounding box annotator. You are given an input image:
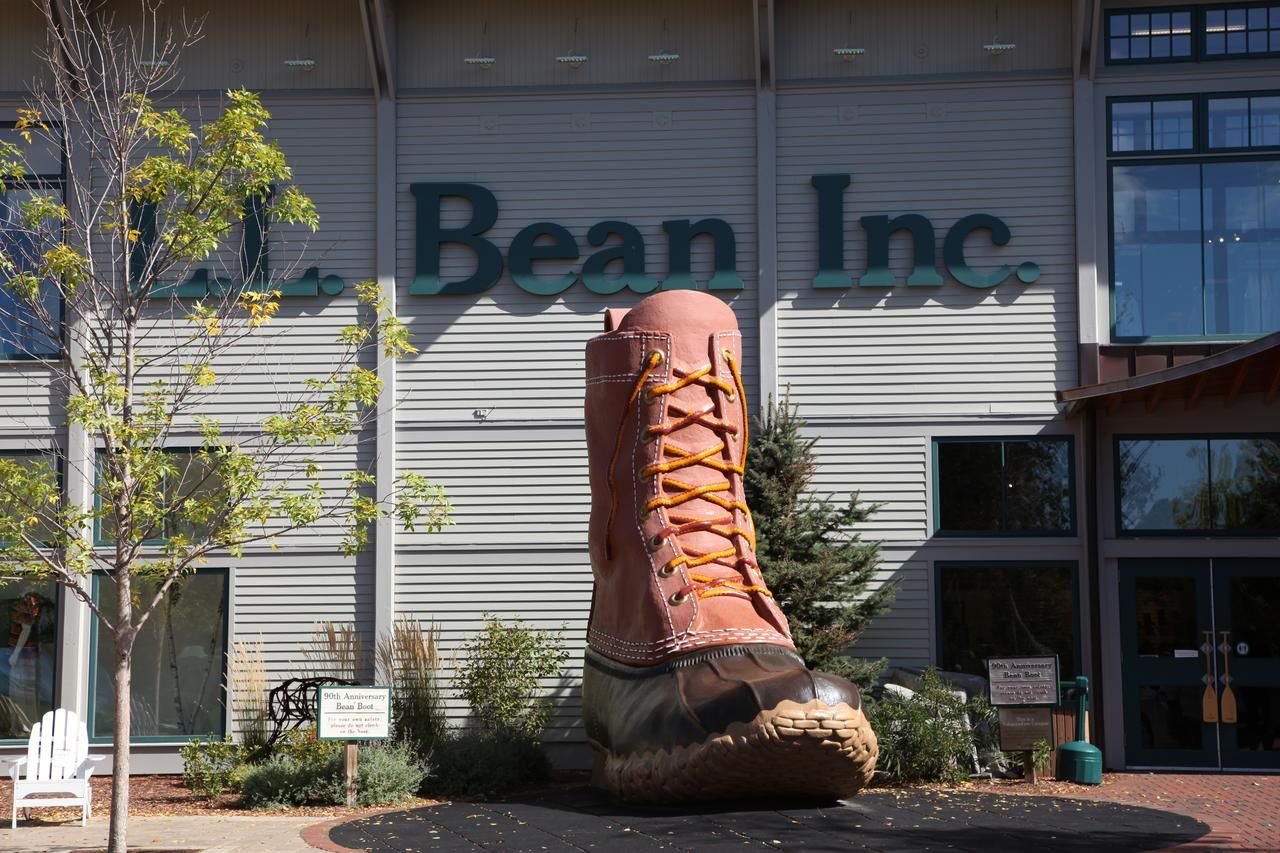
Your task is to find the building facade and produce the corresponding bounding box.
[0,0,1277,772]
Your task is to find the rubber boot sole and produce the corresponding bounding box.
[590,698,878,802]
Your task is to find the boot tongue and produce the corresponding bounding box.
[617,291,746,584]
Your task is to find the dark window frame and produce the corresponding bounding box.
[932,436,1077,538]
[0,122,68,362]
[1114,433,1280,536]
[934,560,1082,679]
[85,567,230,744]
[1107,91,1280,343]
[1105,4,1280,65]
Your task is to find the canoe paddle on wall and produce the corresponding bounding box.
[1220,631,1237,725]
[1202,630,1219,724]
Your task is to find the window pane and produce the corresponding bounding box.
[1249,6,1268,29]
[939,565,1076,677]
[0,579,57,740]
[1111,14,1130,36]
[1208,31,1227,53]
[1134,575,1197,657]
[1152,100,1194,150]
[1,190,62,358]
[1132,36,1151,58]
[1119,439,1211,531]
[93,572,227,739]
[1112,37,1132,60]
[1173,33,1193,55]
[1212,438,1280,529]
[1209,97,1251,148]
[1112,101,1152,151]
[1251,96,1280,146]
[1112,165,1205,338]
[0,128,61,177]
[1203,161,1280,336]
[936,442,1002,530]
[1003,440,1073,532]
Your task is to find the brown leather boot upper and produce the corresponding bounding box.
[584,290,793,666]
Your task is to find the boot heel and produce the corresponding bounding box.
[590,745,608,789]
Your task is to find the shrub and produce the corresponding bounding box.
[455,617,568,739]
[318,741,427,806]
[869,668,982,784]
[180,737,247,801]
[240,756,324,809]
[427,729,549,799]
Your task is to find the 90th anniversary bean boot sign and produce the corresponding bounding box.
[582,290,878,801]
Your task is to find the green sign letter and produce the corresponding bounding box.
[661,218,743,291]
[582,220,659,295]
[859,214,943,287]
[811,174,853,289]
[410,182,504,296]
[509,222,579,296]
[943,213,1040,289]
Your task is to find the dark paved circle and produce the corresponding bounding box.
[330,785,1212,852]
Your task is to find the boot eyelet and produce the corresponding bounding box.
[668,591,688,606]
[726,390,737,402]
[658,564,676,578]
[722,348,733,361]
[647,534,664,551]
[647,350,664,365]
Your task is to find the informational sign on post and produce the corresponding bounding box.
[316,686,392,807]
[986,656,1060,707]
[998,707,1053,751]
[317,686,392,740]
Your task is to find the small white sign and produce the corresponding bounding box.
[987,656,1060,706]
[316,686,392,740]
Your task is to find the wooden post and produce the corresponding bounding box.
[1024,751,1038,785]
[345,742,358,807]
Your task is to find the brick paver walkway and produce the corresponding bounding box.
[997,773,1280,852]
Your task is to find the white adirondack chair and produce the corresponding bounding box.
[7,709,107,828]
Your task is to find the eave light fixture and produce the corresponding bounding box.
[833,47,866,59]
[983,40,1016,53]
[464,56,496,68]
[648,52,680,64]
[556,54,589,68]
[283,58,317,70]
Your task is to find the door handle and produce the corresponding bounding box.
[1219,630,1237,724]
[1201,630,1218,724]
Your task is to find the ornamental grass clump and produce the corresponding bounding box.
[376,618,448,759]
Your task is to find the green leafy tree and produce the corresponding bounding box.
[0,7,449,851]
[744,396,895,685]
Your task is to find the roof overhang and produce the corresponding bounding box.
[1057,331,1280,417]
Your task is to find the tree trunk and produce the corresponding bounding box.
[107,574,133,853]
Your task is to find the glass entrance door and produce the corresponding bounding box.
[1120,559,1280,769]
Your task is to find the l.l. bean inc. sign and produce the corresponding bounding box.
[167,173,1041,299]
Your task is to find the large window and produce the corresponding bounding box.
[95,450,224,546]
[934,438,1075,535]
[937,563,1078,678]
[0,126,63,359]
[1118,436,1280,533]
[1107,5,1280,63]
[1109,93,1280,340]
[90,570,228,741]
[0,578,57,741]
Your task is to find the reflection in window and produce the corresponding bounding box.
[935,438,1073,534]
[0,190,62,358]
[1209,95,1280,148]
[1134,576,1197,657]
[1138,685,1204,750]
[1205,6,1280,56]
[1118,437,1280,532]
[1204,161,1280,338]
[92,571,227,740]
[97,450,225,545]
[1232,575,1280,658]
[1111,100,1195,152]
[938,564,1076,677]
[1109,9,1194,61]
[0,579,57,740]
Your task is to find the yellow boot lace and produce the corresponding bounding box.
[606,348,773,605]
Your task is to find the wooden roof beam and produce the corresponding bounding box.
[1144,384,1164,414]
[358,0,395,100]
[1106,392,1123,416]
[1224,362,1249,408]
[1185,373,1207,411]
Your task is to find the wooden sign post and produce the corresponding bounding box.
[317,686,392,807]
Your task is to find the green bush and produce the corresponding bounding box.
[180,737,247,801]
[869,668,983,785]
[240,733,424,809]
[427,729,549,799]
[320,741,427,806]
[455,617,568,739]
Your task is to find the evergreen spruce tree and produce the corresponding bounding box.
[745,396,896,686]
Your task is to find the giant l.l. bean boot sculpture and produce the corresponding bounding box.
[582,289,877,802]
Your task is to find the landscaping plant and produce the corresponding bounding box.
[376,617,448,759]
[744,397,896,686]
[870,668,986,784]
[179,737,247,802]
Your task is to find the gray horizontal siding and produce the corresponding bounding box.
[776,0,1072,81]
[803,431,929,542]
[0,366,61,434]
[775,80,1078,421]
[844,552,933,670]
[397,0,753,90]
[395,90,759,425]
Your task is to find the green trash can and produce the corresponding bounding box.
[1056,676,1103,784]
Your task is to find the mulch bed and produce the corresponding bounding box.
[1,774,436,824]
